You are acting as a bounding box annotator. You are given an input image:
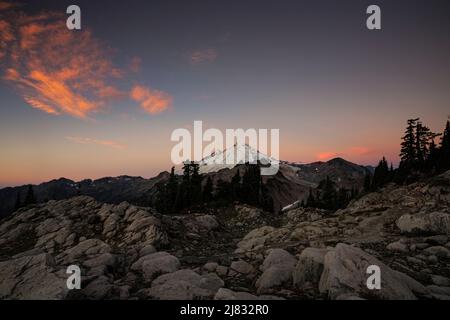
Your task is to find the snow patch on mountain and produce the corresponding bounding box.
[197,144,279,174]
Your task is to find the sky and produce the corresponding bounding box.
[0,0,449,187]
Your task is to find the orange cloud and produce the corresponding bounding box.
[130,85,172,114]
[66,136,127,150]
[0,5,171,119]
[0,10,122,118]
[316,152,339,161]
[189,48,218,65]
[24,96,59,115]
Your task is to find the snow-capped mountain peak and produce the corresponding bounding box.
[197,144,278,174]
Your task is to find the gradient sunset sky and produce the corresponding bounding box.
[1,0,449,187]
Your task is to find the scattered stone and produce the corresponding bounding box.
[146,269,224,300]
[214,288,258,300]
[203,262,219,272]
[139,245,157,257]
[387,240,409,253]
[423,246,450,258]
[141,253,180,282]
[431,275,450,287]
[230,260,255,275]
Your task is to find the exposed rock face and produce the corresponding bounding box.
[0,253,68,299]
[144,269,224,300]
[0,170,449,300]
[318,244,426,300]
[256,249,297,294]
[293,248,329,289]
[0,196,224,299]
[396,212,450,235]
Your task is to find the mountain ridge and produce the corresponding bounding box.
[0,148,372,217]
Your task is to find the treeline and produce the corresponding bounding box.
[302,118,450,211]
[364,118,450,189]
[153,162,274,214]
[301,176,359,211]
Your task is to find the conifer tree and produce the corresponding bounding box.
[320,176,337,210]
[372,157,389,189]
[176,161,192,209]
[439,120,450,171]
[167,167,178,212]
[190,162,202,206]
[400,118,418,168]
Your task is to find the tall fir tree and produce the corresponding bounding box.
[372,157,389,189]
[400,118,418,169]
[166,167,178,213]
[176,161,192,210]
[320,176,337,210]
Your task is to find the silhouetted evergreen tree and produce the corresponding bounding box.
[154,182,169,213]
[439,120,450,171]
[180,161,192,208]
[166,167,178,212]
[320,176,337,210]
[400,118,418,169]
[415,121,428,167]
[426,138,440,173]
[372,157,389,190]
[190,162,202,206]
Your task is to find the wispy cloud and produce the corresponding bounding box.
[66,136,127,150]
[130,85,172,114]
[188,48,218,65]
[0,3,171,118]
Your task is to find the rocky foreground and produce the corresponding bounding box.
[0,171,449,300]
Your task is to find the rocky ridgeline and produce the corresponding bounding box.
[0,170,449,300]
